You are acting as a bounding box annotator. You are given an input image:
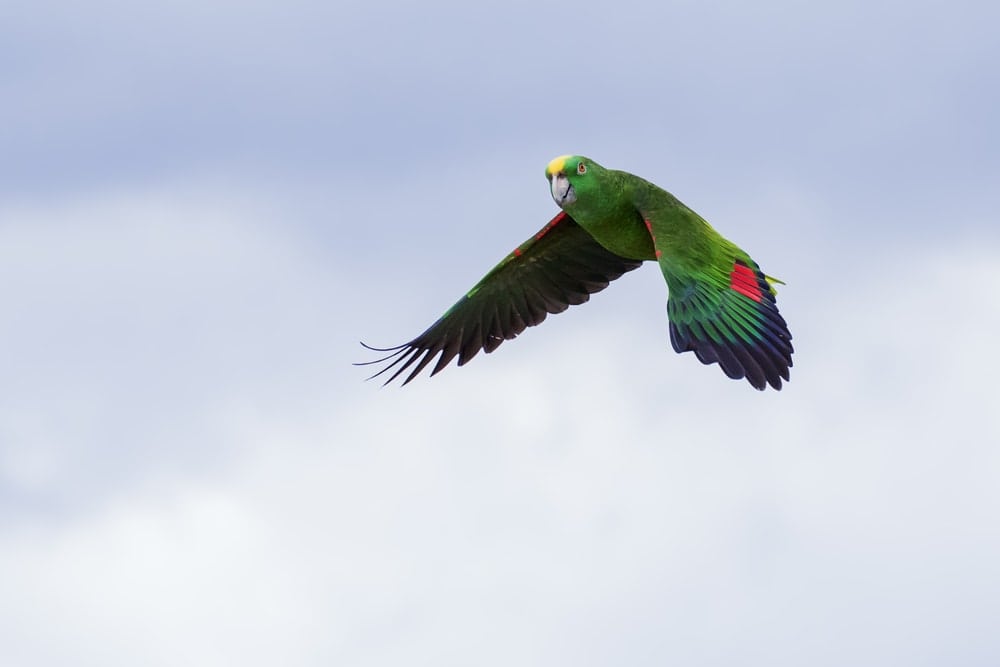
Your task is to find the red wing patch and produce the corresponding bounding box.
[729,261,763,302]
[511,212,566,258]
[535,212,566,241]
[644,219,662,258]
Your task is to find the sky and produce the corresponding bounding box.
[1,0,999,665]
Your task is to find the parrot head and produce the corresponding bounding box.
[545,154,603,210]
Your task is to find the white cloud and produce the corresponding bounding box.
[0,182,997,665]
[0,185,349,507]
[2,0,999,661]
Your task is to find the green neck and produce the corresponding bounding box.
[565,170,656,261]
[568,169,633,223]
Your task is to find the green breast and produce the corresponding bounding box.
[578,211,656,261]
[566,171,657,261]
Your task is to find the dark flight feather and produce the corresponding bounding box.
[666,260,793,390]
[358,212,643,385]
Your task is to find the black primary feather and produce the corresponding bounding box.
[357,213,643,385]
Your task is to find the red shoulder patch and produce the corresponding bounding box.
[535,212,566,241]
[729,261,763,302]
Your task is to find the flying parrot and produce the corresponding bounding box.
[360,155,793,390]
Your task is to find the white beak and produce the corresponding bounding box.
[549,173,576,206]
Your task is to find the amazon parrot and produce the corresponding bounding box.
[360,155,793,390]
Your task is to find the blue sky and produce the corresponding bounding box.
[2,1,999,665]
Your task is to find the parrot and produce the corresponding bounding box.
[359,155,793,390]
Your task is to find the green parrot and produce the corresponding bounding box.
[360,155,793,390]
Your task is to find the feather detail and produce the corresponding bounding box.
[357,212,642,385]
[666,258,793,390]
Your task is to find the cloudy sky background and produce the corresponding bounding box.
[2,0,999,665]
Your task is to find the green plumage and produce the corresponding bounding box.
[360,155,793,390]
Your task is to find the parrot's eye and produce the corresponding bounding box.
[577,162,587,175]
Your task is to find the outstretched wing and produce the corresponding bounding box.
[666,257,793,391]
[359,212,643,385]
